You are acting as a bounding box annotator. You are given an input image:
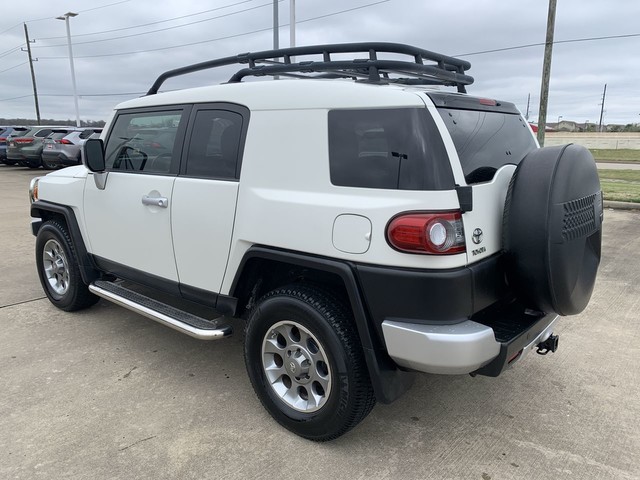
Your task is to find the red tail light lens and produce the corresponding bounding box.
[15,137,34,144]
[0,137,6,142]
[60,139,73,144]
[387,212,466,255]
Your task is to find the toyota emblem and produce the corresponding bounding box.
[472,228,483,244]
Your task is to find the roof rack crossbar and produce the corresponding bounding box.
[146,42,473,95]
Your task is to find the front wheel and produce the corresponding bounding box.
[244,284,375,441]
[35,220,98,311]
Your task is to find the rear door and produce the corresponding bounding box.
[428,93,537,264]
[171,104,249,295]
[83,107,190,283]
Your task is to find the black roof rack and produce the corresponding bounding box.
[146,42,473,96]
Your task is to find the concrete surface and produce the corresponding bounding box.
[597,162,640,170]
[1,164,639,480]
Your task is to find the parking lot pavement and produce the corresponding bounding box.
[1,164,638,480]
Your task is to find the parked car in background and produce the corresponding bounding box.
[6,125,74,168]
[41,128,103,170]
[0,126,28,165]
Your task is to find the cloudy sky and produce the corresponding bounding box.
[1,0,639,124]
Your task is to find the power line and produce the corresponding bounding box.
[38,0,390,60]
[0,94,33,102]
[456,32,640,57]
[0,44,24,59]
[0,0,131,37]
[0,61,28,75]
[36,0,258,41]
[77,0,131,14]
[34,1,280,48]
[0,92,146,102]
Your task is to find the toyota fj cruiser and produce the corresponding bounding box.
[29,43,603,441]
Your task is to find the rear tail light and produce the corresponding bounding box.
[15,137,34,144]
[0,137,6,142]
[60,139,73,145]
[386,211,466,255]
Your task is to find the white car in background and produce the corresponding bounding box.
[41,128,103,170]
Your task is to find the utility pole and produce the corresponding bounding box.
[273,0,279,50]
[598,83,607,133]
[525,93,530,120]
[537,0,557,146]
[22,23,41,125]
[290,0,296,49]
[273,0,279,79]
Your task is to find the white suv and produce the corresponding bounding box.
[29,43,603,441]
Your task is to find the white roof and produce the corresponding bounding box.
[115,79,429,112]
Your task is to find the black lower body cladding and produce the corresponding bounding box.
[503,144,603,316]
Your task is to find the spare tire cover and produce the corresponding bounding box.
[503,144,603,316]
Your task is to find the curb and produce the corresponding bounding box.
[604,200,640,211]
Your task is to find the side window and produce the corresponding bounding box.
[79,130,95,140]
[184,110,243,179]
[104,110,183,173]
[35,129,53,138]
[328,108,454,191]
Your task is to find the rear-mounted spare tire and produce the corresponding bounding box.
[503,144,603,316]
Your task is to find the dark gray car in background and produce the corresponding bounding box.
[6,126,74,168]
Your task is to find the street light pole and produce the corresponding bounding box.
[56,12,80,127]
[290,0,296,48]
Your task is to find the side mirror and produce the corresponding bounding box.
[84,138,106,172]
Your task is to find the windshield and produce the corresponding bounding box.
[437,108,536,184]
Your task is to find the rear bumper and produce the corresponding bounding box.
[382,309,558,375]
[42,151,79,166]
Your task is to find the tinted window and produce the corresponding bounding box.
[184,110,242,179]
[9,128,28,137]
[437,108,536,184]
[49,133,69,140]
[104,111,183,173]
[79,129,99,139]
[35,129,53,137]
[328,108,454,190]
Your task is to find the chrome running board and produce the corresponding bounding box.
[89,280,232,340]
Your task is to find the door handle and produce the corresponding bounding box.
[142,195,168,208]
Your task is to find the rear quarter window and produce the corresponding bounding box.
[328,108,454,190]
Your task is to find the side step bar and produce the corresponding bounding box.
[89,280,232,340]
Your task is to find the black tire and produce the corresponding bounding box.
[244,284,375,441]
[35,220,99,311]
[503,144,603,315]
[41,159,58,170]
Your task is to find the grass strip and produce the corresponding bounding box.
[590,149,640,163]
[598,169,640,203]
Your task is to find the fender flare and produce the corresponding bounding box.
[230,246,414,404]
[31,200,99,285]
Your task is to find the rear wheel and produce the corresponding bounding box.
[244,284,375,441]
[41,159,58,170]
[35,220,98,311]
